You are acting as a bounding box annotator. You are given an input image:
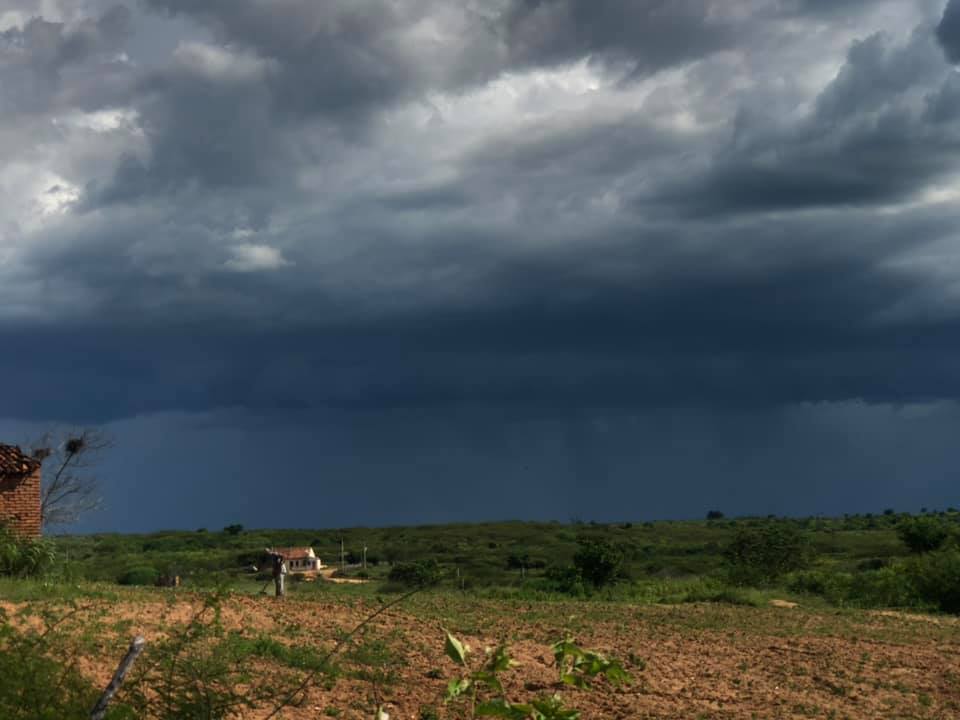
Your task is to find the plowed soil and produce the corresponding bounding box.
[5,591,960,719]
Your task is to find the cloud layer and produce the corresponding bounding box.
[2,1,960,527]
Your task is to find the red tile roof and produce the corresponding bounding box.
[270,547,316,561]
[0,444,40,477]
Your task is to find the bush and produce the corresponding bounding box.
[118,565,160,586]
[788,566,920,609]
[849,565,919,609]
[543,565,587,596]
[572,538,625,588]
[724,523,813,586]
[897,517,952,554]
[222,524,244,536]
[387,559,441,587]
[0,526,57,578]
[706,510,725,520]
[908,549,960,613]
[0,609,123,720]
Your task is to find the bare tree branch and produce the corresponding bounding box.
[28,428,112,528]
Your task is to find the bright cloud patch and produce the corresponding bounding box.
[224,244,290,272]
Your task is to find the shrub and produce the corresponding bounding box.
[387,559,441,587]
[848,565,919,609]
[706,510,725,520]
[543,565,587,596]
[724,523,813,586]
[0,609,123,720]
[897,517,952,554]
[787,569,854,604]
[0,526,56,578]
[572,538,625,588]
[788,565,921,609]
[118,565,160,586]
[907,549,960,614]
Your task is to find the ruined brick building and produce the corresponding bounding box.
[0,444,42,537]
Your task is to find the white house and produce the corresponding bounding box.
[270,547,323,574]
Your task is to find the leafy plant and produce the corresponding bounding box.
[443,630,631,719]
[119,593,304,719]
[551,639,631,689]
[0,605,126,720]
[0,525,57,578]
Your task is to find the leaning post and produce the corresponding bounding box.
[90,635,146,720]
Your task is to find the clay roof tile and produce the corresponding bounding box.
[0,444,41,478]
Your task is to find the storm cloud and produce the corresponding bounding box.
[2,0,960,529]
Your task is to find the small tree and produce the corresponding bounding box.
[908,548,960,613]
[897,517,952,554]
[388,559,441,587]
[572,538,624,588]
[706,510,725,521]
[724,523,812,586]
[30,428,111,528]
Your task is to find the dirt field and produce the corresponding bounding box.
[5,591,960,719]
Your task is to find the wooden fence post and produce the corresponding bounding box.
[90,635,146,720]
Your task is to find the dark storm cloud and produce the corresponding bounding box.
[938,0,960,63]
[143,0,428,119]
[5,197,960,425]
[0,5,133,115]
[6,0,960,427]
[140,0,520,119]
[8,1,960,530]
[499,0,736,75]
[87,48,287,205]
[84,0,500,205]
[647,27,960,215]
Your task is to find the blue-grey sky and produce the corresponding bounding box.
[2,0,960,532]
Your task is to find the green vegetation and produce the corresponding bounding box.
[897,515,953,554]
[0,605,124,720]
[0,524,57,578]
[725,522,812,586]
[387,558,442,587]
[11,508,957,615]
[443,630,630,719]
[117,565,160,586]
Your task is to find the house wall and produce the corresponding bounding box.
[0,467,42,537]
[287,557,321,572]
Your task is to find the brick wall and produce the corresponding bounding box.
[0,467,42,537]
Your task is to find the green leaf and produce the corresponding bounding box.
[470,670,505,694]
[444,630,468,667]
[445,677,472,700]
[559,672,588,688]
[486,645,517,674]
[601,661,631,687]
[475,698,530,719]
[531,695,581,720]
[551,639,582,667]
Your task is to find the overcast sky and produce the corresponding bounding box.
[3,0,960,532]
